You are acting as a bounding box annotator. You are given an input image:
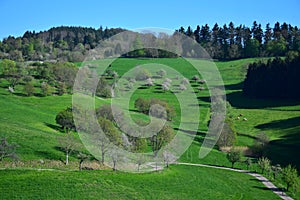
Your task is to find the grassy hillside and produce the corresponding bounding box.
[0,165,280,200]
[0,57,299,199]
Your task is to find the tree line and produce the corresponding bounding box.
[177,21,300,60]
[1,21,299,61]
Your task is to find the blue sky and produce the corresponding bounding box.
[0,0,299,40]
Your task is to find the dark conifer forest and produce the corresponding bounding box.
[243,55,300,99]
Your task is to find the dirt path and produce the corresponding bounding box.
[175,162,294,200]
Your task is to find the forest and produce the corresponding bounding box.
[243,54,300,99]
[0,21,299,61]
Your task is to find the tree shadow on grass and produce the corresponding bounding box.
[129,109,140,113]
[197,96,211,103]
[263,121,300,171]
[226,91,300,109]
[175,127,198,135]
[255,116,300,130]
[174,128,206,144]
[237,132,257,140]
[34,93,47,97]
[225,82,244,91]
[153,90,164,93]
[44,122,63,132]
[249,178,261,183]
[252,185,277,191]
[13,92,28,97]
[243,116,300,171]
[34,150,61,160]
[138,86,148,89]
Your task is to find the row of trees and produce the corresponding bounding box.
[243,53,300,99]
[178,21,300,60]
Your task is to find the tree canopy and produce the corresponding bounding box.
[1,22,299,61]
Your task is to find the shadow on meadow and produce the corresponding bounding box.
[44,122,64,132]
[34,150,62,161]
[224,82,244,91]
[255,116,300,130]
[257,117,300,171]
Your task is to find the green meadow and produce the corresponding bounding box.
[0,57,299,199]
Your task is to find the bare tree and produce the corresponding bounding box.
[77,152,89,171]
[109,148,124,171]
[163,151,175,168]
[162,83,170,91]
[0,138,18,161]
[58,134,78,165]
[136,154,146,172]
[146,78,154,86]
[181,78,189,85]
[179,84,187,91]
[156,69,166,78]
[92,132,110,165]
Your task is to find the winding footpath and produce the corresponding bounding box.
[175,162,294,200]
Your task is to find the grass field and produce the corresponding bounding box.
[0,165,280,200]
[0,57,299,199]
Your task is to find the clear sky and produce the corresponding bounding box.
[0,0,299,40]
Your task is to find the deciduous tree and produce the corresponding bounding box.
[226,147,241,168]
[55,107,75,133]
[282,164,299,192]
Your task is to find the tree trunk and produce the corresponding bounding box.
[113,160,116,171]
[79,160,83,171]
[101,150,105,164]
[231,162,234,168]
[66,152,69,165]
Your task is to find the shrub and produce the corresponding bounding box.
[23,81,35,96]
[257,157,271,174]
[41,82,51,96]
[135,68,152,81]
[282,164,300,192]
[156,69,166,78]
